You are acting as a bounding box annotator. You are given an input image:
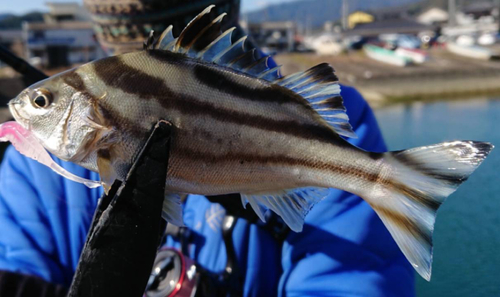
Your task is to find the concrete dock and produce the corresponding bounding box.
[275,48,500,108]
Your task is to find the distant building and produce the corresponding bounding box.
[345,5,436,37]
[463,2,498,20]
[348,11,374,29]
[23,2,103,68]
[371,6,410,22]
[345,19,434,37]
[24,22,102,68]
[417,7,449,25]
[246,21,296,53]
[43,2,91,23]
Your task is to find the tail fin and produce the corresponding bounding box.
[366,141,493,281]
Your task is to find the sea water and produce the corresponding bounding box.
[375,98,500,297]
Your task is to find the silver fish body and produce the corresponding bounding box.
[62,51,372,196]
[8,6,494,281]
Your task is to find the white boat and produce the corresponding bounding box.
[446,42,494,60]
[363,44,411,67]
[308,34,344,56]
[395,47,429,64]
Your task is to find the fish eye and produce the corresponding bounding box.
[31,89,53,108]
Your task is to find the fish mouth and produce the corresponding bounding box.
[8,99,30,129]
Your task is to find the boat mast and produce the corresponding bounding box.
[448,0,456,26]
[342,0,348,30]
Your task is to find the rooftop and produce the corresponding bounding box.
[24,21,93,30]
[463,2,497,13]
[46,2,81,15]
[346,19,434,36]
[247,21,295,30]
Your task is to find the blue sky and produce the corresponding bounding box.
[0,0,298,15]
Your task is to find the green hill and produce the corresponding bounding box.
[243,0,422,28]
[0,12,44,29]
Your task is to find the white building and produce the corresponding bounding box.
[23,2,104,68]
[44,2,91,23]
[417,7,449,25]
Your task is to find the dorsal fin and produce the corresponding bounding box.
[146,6,277,81]
[145,6,355,138]
[175,5,216,53]
[154,25,174,50]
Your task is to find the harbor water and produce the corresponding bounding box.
[375,97,500,297]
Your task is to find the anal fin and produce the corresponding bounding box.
[241,187,330,232]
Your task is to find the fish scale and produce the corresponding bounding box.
[7,5,494,281]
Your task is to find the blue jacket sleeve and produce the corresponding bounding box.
[278,86,415,297]
[0,146,102,287]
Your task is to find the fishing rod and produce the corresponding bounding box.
[0,45,48,84]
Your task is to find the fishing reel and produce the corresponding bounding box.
[144,194,289,297]
[144,248,199,297]
[145,215,241,297]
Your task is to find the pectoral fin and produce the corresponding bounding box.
[97,149,118,194]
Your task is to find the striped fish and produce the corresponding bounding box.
[8,6,493,281]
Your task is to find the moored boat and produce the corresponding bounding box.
[395,47,429,64]
[363,43,411,67]
[446,42,495,60]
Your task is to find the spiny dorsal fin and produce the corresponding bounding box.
[187,13,227,56]
[175,5,216,53]
[145,5,278,81]
[277,64,356,138]
[145,6,355,138]
[154,25,174,50]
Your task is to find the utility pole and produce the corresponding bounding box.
[342,0,348,30]
[306,14,311,37]
[448,0,456,26]
[496,0,500,34]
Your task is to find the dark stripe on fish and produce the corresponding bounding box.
[192,62,308,106]
[147,50,309,106]
[372,204,432,248]
[175,146,439,212]
[93,55,347,146]
[62,70,86,92]
[392,151,468,184]
[163,95,345,146]
[93,55,172,100]
[97,101,146,139]
[61,69,146,139]
[390,180,442,212]
[62,70,103,106]
[146,49,190,65]
[174,146,382,184]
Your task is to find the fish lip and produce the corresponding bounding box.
[8,99,29,129]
